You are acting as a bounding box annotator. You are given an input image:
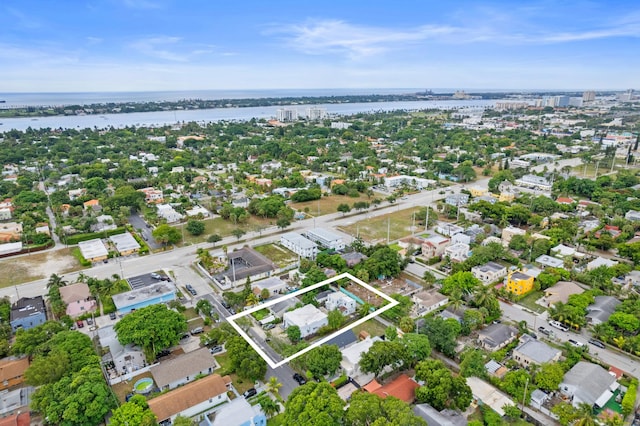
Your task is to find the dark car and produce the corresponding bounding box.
[293,373,307,385]
[210,346,223,354]
[243,388,257,398]
[221,300,231,309]
[589,338,606,349]
[157,349,171,358]
[109,312,117,320]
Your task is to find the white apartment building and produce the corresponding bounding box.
[471,262,507,285]
[280,232,318,258]
[325,292,356,315]
[283,304,328,338]
[276,108,298,122]
[305,228,345,251]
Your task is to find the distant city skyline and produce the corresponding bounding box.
[1,0,639,92]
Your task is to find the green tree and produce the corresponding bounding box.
[415,359,472,411]
[385,325,398,341]
[114,304,187,361]
[207,233,222,247]
[418,317,461,358]
[346,391,427,426]
[225,335,267,382]
[304,345,343,378]
[460,349,487,378]
[399,316,415,333]
[12,321,65,356]
[283,382,345,425]
[171,415,194,426]
[231,228,246,240]
[360,340,410,377]
[500,369,532,403]
[502,404,522,420]
[400,333,431,367]
[535,362,565,392]
[337,203,351,215]
[266,376,283,396]
[287,325,301,343]
[441,271,481,296]
[185,219,205,236]
[621,381,637,416]
[327,309,344,330]
[152,224,182,246]
[110,395,158,426]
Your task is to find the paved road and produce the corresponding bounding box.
[530,157,583,173]
[499,301,640,380]
[128,213,162,250]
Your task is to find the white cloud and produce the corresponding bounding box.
[128,36,188,61]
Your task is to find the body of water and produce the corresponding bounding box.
[0,98,497,132]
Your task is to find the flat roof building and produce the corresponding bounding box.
[78,238,108,262]
[109,232,141,256]
[280,232,318,259]
[305,228,345,251]
[283,304,328,338]
[112,282,176,314]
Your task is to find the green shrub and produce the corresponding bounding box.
[622,382,637,416]
[66,227,126,245]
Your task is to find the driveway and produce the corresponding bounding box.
[128,212,162,250]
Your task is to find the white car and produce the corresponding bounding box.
[549,320,569,332]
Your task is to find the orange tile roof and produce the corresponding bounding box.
[369,374,419,404]
[363,379,382,393]
[148,374,230,421]
[0,357,29,383]
[0,412,30,426]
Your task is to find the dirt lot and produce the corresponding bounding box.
[0,248,83,287]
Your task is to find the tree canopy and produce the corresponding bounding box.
[114,304,187,361]
[346,391,427,426]
[303,344,343,379]
[415,358,472,411]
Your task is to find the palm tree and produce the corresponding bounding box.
[46,273,67,290]
[260,398,281,418]
[245,293,259,307]
[573,403,596,426]
[449,287,464,312]
[266,377,282,396]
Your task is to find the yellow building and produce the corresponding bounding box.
[506,270,534,296]
[470,187,488,197]
[499,191,516,202]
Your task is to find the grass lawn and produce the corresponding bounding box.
[183,307,200,320]
[267,413,286,426]
[0,247,85,287]
[517,290,546,314]
[352,319,387,339]
[251,308,271,321]
[254,243,297,268]
[214,352,255,393]
[338,206,424,243]
[290,194,370,216]
[174,216,276,245]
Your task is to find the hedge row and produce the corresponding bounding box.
[65,227,127,245]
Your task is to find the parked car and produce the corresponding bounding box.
[109,312,117,320]
[537,326,551,336]
[150,272,162,280]
[185,284,197,295]
[243,388,257,398]
[568,339,585,348]
[589,338,606,349]
[190,327,204,335]
[549,320,569,332]
[293,373,307,385]
[86,317,93,325]
[157,349,171,358]
[263,323,276,330]
[221,300,230,309]
[210,346,223,354]
[76,320,84,328]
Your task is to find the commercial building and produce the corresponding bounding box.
[305,228,345,251]
[213,247,276,287]
[515,175,552,191]
[78,238,109,262]
[276,108,297,122]
[280,232,318,258]
[283,304,328,338]
[109,232,141,256]
[112,281,176,314]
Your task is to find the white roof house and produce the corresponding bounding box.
[560,362,619,408]
[157,204,184,224]
[535,255,564,269]
[283,304,328,338]
[185,206,211,218]
[109,232,141,255]
[280,232,318,259]
[325,292,356,315]
[340,336,383,383]
[305,228,345,251]
[586,256,618,271]
[78,238,109,261]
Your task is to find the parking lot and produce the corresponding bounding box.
[127,272,171,290]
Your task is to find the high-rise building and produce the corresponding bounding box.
[582,91,596,102]
[276,108,298,122]
[306,107,327,120]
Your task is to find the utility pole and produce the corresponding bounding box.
[425,206,430,233]
[521,377,529,415]
[387,217,390,244]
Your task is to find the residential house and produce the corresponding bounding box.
[364,374,420,404]
[156,204,184,223]
[443,242,470,263]
[59,283,97,317]
[139,187,164,204]
[535,254,564,269]
[68,188,87,200]
[280,232,318,259]
[469,187,488,197]
[83,199,101,211]
[9,296,46,331]
[451,232,471,245]
[98,325,146,377]
[625,210,640,221]
[413,404,467,426]
[305,228,345,251]
[556,197,575,205]
[560,361,619,408]
[0,412,30,426]
[78,238,108,262]
[478,324,518,351]
[471,262,507,285]
[586,296,621,325]
[283,304,328,338]
[444,193,469,207]
[466,377,515,417]
[501,226,526,247]
[341,336,383,384]
[253,277,287,297]
[324,329,358,350]
[421,235,450,259]
[0,222,22,243]
[586,256,618,271]
[325,292,356,315]
[109,232,141,256]
[185,205,211,218]
[412,290,448,316]
[112,282,176,314]
[208,397,266,426]
[0,208,11,221]
[515,174,552,191]
[150,348,216,391]
[436,223,464,237]
[147,374,231,424]
[0,357,29,391]
[340,252,367,267]
[542,281,584,307]
[90,214,117,233]
[512,335,562,367]
[505,271,534,296]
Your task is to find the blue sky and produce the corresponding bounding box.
[1,0,639,92]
